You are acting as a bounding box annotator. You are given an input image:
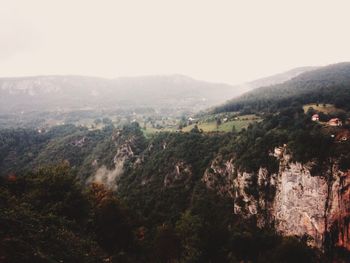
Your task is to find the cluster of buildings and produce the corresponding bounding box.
[311,114,343,127]
[311,114,342,126]
[311,114,350,142]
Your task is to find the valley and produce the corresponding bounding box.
[1,63,350,262]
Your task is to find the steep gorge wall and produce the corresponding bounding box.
[203,150,350,251]
[95,131,350,252]
[273,154,328,248]
[326,168,350,251]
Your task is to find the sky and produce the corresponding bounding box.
[1,0,350,84]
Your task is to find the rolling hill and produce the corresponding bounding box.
[231,66,317,94]
[0,75,238,114]
[214,62,350,113]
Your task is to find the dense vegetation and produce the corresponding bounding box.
[0,124,117,178]
[224,106,350,174]
[1,104,350,261]
[2,116,348,262]
[1,164,322,263]
[0,165,137,262]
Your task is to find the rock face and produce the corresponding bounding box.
[202,156,235,198]
[88,131,137,190]
[273,152,350,251]
[273,155,328,248]
[163,161,192,188]
[325,169,350,252]
[203,148,350,252]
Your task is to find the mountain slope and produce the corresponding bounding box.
[232,66,317,94]
[215,62,350,113]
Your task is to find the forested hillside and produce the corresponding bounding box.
[214,62,350,114]
[1,111,350,262]
[1,123,325,262]
[0,125,117,178]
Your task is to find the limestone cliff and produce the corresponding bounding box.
[273,152,327,248]
[325,168,350,252]
[88,130,138,189]
[163,161,192,188]
[202,147,350,252]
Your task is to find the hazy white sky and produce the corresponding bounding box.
[1,0,350,84]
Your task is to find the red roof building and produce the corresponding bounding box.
[328,118,342,127]
[335,130,350,142]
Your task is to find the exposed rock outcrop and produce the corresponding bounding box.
[202,156,235,198]
[88,132,137,190]
[325,169,350,252]
[164,161,192,188]
[273,156,328,248]
[203,148,350,252]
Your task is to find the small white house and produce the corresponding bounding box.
[311,114,319,121]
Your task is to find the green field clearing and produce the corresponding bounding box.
[182,120,252,133]
[303,103,344,114]
[141,114,261,135]
[141,125,177,137]
[182,114,261,133]
[142,127,175,136]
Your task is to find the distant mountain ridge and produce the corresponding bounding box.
[0,66,321,115]
[0,74,238,113]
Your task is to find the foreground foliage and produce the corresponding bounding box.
[0,165,323,263]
